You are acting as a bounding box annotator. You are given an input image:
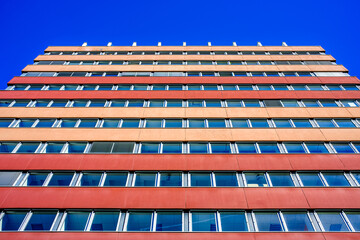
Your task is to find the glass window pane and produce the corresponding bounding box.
[203,85,218,90]
[258,143,280,153]
[102,119,120,128]
[127,212,152,231]
[0,172,21,186]
[78,119,98,128]
[238,85,253,90]
[160,172,182,186]
[192,212,217,231]
[245,172,268,187]
[263,100,282,107]
[189,143,208,153]
[112,142,135,153]
[281,100,299,107]
[72,100,88,107]
[282,212,314,231]
[293,119,312,128]
[63,212,90,231]
[48,172,73,186]
[342,85,359,91]
[67,142,87,153]
[341,100,358,107]
[335,119,356,128]
[189,119,205,128]
[250,119,269,128]
[80,172,102,186]
[215,172,238,186]
[128,100,144,107]
[133,85,148,90]
[226,100,242,107]
[168,85,183,90]
[140,143,160,153]
[273,85,288,90]
[208,119,226,128]
[82,85,97,90]
[121,119,140,128]
[145,119,162,128]
[268,172,294,186]
[222,85,237,90]
[43,142,64,153]
[134,173,156,186]
[284,143,306,153]
[48,85,63,90]
[220,211,248,231]
[152,84,167,90]
[51,100,68,107]
[237,143,257,153]
[345,212,360,231]
[156,211,182,231]
[303,100,320,107]
[298,172,324,186]
[188,84,202,90]
[23,172,48,186]
[0,100,13,107]
[188,100,203,107]
[25,211,57,231]
[166,100,182,107]
[165,119,182,128]
[17,119,36,127]
[241,100,257,107]
[36,119,56,128]
[0,142,17,153]
[211,143,231,153]
[258,85,272,90]
[307,85,324,91]
[191,172,211,186]
[231,119,249,128]
[110,100,126,107]
[104,172,127,186]
[97,85,113,90]
[88,100,106,107]
[12,100,30,107]
[1,211,27,231]
[90,142,113,153]
[332,143,355,153]
[273,119,292,128]
[292,85,308,90]
[327,85,343,91]
[322,172,350,186]
[206,100,222,107]
[306,142,329,153]
[317,212,349,231]
[16,142,40,153]
[162,143,182,153]
[255,212,283,231]
[316,119,336,127]
[91,212,119,231]
[320,100,338,107]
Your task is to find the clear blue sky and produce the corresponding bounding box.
[0,0,359,89]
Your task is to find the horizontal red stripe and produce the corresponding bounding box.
[8,76,360,84]
[0,154,357,171]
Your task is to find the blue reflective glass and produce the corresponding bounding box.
[48,173,73,186]
[237,143,257,153]
[166,100,182,107]
[43,142,64,153]
[344,212,360,231]
[168,85,183,90]
[258,85,272,90]
[59,119,77,128]
[80,173,102,186]
[127,212,152,231]
[268,172,294,186]
[292,85,307,90]
[258,143,280,153]
[16,142,40,153]
[160,172,182,186]
[273,119,292,128]
[298,172,324,186]
[203,85,218,90]
[104,172,127,186]
[102,119,120,128]
[320,100,338,107]
[306,143,329,153]
[1,211,27,230]
[63,212,90,231]
[207,119,226,128]
[149,100,165,107]
[206,100,221,107]
[226,100,242,107]
[77,119,98,128]
[222,85,237,90]
[292,119,312,128]
[281,100,300,107]
[162,143,182,153]
[342,85,359,91]
[255,212,283,231]
[145,119,162,128]
[121,119,140,128]
[135,173,156,186]
[317,212,349,231]
[0,119,13,127]
[231,119,249,128]
[191,173,211,186]
[82,85,97,90]
[140,143,160,153]
[25,211,57,231]
[322,173,350,186]
[0,142,17,153]
[215,172,238,186]
[189,143,208,153]
[97,85,113,90]
[133,85,148,90]
[127,100,144,107]
[51,100,68,107]
[24,173,48,186]
[192,212,217,231]
[72,100,88,107]
[316,119,336,128]
[211,143,231,153]
[243,100,260,107]
[117,85,131,90]
[91,212,119,231]
[18,119,36,127]
[327,85,343,91]
[188,85,202,90]
[165,119,182,128]
[284,143,306,153]
[110,100,126,107]
[189,119,205,128]
[35,119,55,128]
[307,85,323,91]
[250,119,269,128]
[303,100,320,107]
[156,212,182,231]
[0,100,13,107]
[12,100,30,107]
[245,172,268,187]
[237,85,253,90]
[332,143,355,153]
[282,212,314,231]
[273,85,288,90]
[88,100,106,107]
[220,212,247,231]
[188,100,203,107]
[67,142,87,153]
[152,85,167,90]
[335,119,356,128]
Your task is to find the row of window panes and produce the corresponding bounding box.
[1,170,359,188]
[34,60,336,66]
[20,71,350,77]
[7,83,359,91]
[1,99,359,108]
[1,118,359,129]
[0,141,359,154]
[45,50,325,55]
[1,209,359,232]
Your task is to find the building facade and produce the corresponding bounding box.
[0,43,360,239]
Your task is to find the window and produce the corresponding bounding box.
[48,172,73,186]
[156,211,182,231]
[43,142,65,153]
[284,142,306,153]
[110,100,126,107]
[189,119,205,128]
[0,211,27,230]
[316,119,336,128]
[207,119,226,128]
[127,100,144,107]
[255,212,283,231]
[292,119,312,128]
[238,85,253,90]
[145,119,162,128]
[219,211,247,231]
[293,85,308,90]
[306,142,329,153]
[67,142,87,153]
[332,142,355,153]
[273,119,292,128]
[344,212,360,231]
[335,119,356,128]
[12,100,30,107]
[166,100,182,107]
[281,100,299,107]
[341,100,358,107]
[134,172,156,186]
[165,119,182,128]
[36,119,56,128]
[102,119,120,128]
[152,84,167,90]
[191,172,212,186]
[168,85,183,90]
[307,85,324,91]
[162,142,182,153]
[17,119,36,127]
[91,211,119,231]
[22,172,48,186]
[62,211,90,231]
[191,212,217,231]
[79,172,102,186]
[0,142,18,153]
[237,143,257,153]
[243,100,260,107]
[226,100,242,107]
[322,172,350,186]
[302,100,320,107]
[245,172,268,187]
[231,119,249,128]
[16,142,40,153]
[222,85,237,90]
[72,100,88,107]
[103,172,127,186]
[126,212,152,231]
[133,85,148,91]
[90,142,113,153]
[160,172,182,186]
[0,171,21,186]
[250,119,269,128]
[121,119,140,128]
[112,142,135,153]
[258,143,280,153]
[188,100,203,107]
[33,100,51,107]
[210,143,231,153]
[263,100,282,107]
[317,212,349,231]
[258,85,272,91]
[189,142,208,153]
[268,172,294,186]
[206,100,222,107]
[203,85,218,90]
[25,211,57,231]
[215,172,238,186]
[140,142,160,153]
[51,100,68,107]
[88,100,106,107]
[188,85,202,90]
[298,172,324,186]
[282,212,314,231]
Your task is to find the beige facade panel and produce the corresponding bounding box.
[45,46,325,52]
[34,54,335,62]
[22,64,347,72]
[1,107,360,119]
